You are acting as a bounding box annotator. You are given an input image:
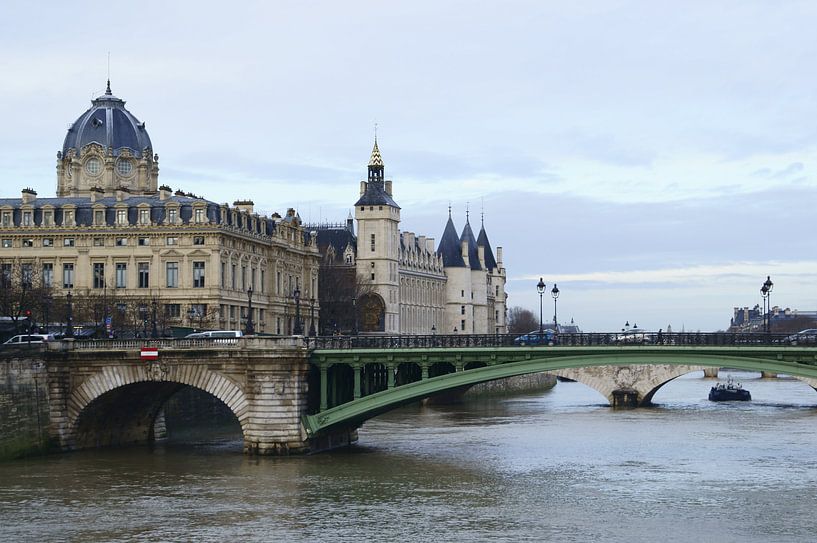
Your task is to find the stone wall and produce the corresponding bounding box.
[465,372,557,396]
[0,354,51,460]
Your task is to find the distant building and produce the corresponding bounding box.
[729,305,817,332]
[313,140,508,335]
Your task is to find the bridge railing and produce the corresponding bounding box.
[46,336,305,351]
[304,332,803,350]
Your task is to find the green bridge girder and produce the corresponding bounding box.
[302,345,817,437]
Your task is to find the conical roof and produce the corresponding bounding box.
[436,215,465,267]
[368,139,383,166]
[477,224,498,271]
[460,218,482,271]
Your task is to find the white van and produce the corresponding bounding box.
[3,334,56,346]
[184,330,243,339]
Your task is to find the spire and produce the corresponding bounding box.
[368,138,383,167]
[105,79,112,95]
[437,214,466,267]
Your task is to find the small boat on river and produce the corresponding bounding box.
[709,377,751,402]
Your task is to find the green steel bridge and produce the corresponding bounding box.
[301,332,817,439]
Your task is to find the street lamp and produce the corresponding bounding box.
[293,287,302,335]
[139,304,148,338]
[536,277,546,335]
[551,283,560,328]
[65,292,74,339]
[151,299,159,338]
[761,275,774,333]
[246,288,255,335]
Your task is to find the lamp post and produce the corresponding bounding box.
[761,275,774,333]
[308,297,316,336]
[151,299,158,338]
[351,295,358,335]
[551,283,560,328]
[43,293,52,334]
[246,288,255,335]
[65,292,74,339]
[536,277,546,335]
[293,287,302,335]
[139,304,148,338]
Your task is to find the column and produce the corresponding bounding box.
[320,366,328,411]
[353,366,361,399]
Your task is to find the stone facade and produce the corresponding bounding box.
[1,84,320,337]
[314,140,507,335]
[0,353,51,459]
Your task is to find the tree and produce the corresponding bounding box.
[0,259,53,334]
[507,306,538,334]
[318,266,377,335]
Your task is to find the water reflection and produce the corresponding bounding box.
[3,370,817,542]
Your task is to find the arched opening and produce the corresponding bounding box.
[464,361,487,371]
[327,364,354,407]
[359,293,385,332]
[72,382,243,450]
[362,363,388,396]
[396,362,421,386]
[429,362,456,378]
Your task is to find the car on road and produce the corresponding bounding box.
[784,328,817,345]
[514,329,557,346]
[614,328,653,344]
[2,333,56,346]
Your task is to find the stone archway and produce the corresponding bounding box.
[64,363,248,450]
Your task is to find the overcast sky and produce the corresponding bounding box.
[1,1,815,331]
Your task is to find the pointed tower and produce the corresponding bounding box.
[437,209,472,333]
[354,138,401,334]
[460,211,487,334]
[477,217,507,334]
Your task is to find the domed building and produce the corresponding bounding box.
[0,83,320,338]
[57,81,159,198]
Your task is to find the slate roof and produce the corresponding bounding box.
[353,181,399,208]
[316,227,357,263]
[476,224,498,272]
[436,215,466,267]
[62,82,152,158]
[460,219,482,271]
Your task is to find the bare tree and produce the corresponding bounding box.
[318,265,377,335]
[507,306,539,334]
[0,259,53,334]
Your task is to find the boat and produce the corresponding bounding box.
[708,376,751,401]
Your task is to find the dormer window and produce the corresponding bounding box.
[194,208,205,223]
[22,212,32,226]
[85,157,102,176]
[116,209,127,225]
[63,210,74,226]
[168,208,178,224]
[139,208,150,225]
[1,212,10,227]
[94,210,104,225]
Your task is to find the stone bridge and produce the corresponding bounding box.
[3,333,816,457]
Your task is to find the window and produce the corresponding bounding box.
[496,285,500,296]
[345,254,352,264]
[231,264,236,289]
[43,238,53,247]
[43,211,53,226]
[93,237,105,247]
[63,210,74,225]
[166,237,177,246]
[42,263,53,288]
[63,263,74,289]
[167,208,178,224]
[166,262,179,288]
[242,266,247,290]
[138,237,149,246]
[93,263,105,289]
[22,212,32,226]
[193,261,205,288]
[139,208,150,225]
[164,304,181,318]
[194,208,204,223]
[221,262,226,288]
[461,290,464,297]
[371,273,375,281]
[117,159,133,176]
[64,238,75,247]
[260,270,265,293]
[94,210,104,225]
[116,209,127,225]
[138,262,150,288]
[193,236,205,245]
[1,212,10,227]
[21,264,32,289]
[115,263,127,288]
[1,239,10,248]
[461,319,466,330]
[116,237,127,246]
[23,239,33,247]
[85,157,102,175]
[461,305,465,315]
[1,263,10,287]
[371,233,375,252]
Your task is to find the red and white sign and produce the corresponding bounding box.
[140,347,159,361]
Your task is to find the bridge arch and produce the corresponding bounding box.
[303,351,817,437]
[66,364,248,450]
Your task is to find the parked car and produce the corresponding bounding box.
[514,329,557,346]
[184,330,243,344]
[784,329,817,344]
[3,333,56,345]
[614,329,653,344]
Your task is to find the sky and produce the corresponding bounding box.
[1,0,815,331]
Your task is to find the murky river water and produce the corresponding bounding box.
[3,370,817,542]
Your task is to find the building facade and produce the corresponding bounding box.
[315,141,507,335]
[1,82,320,337]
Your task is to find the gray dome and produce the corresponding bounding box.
[62,82,152,158]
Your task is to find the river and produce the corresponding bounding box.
[2,370,817,542]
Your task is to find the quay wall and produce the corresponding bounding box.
[0,353,51,460]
